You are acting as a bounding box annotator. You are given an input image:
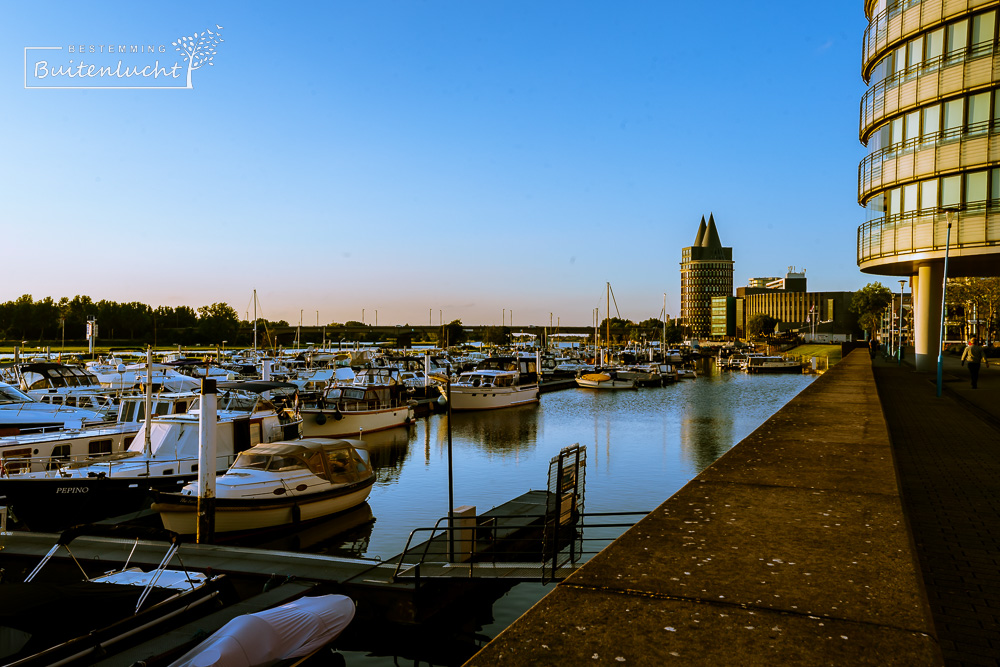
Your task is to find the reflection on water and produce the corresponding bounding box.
[245,502,375,556]
[279,368,815,665]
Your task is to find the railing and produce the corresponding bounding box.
[863,0,968,77]
[860,42,996,141]
[857,200,1000,264]
[858,121,995,202]
[389,511,648,585]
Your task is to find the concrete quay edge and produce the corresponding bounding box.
[464,351,942,665]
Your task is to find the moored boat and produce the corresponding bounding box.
[153,438,374,537]
[294,367,414,438]
[0,525,228,667]
[746,356,803,374]
[575,371,637,390]
[441,356,540,411]
[0,381,301,531]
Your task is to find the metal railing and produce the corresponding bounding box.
[389,510,648,585]
[860,43,996,141]
[857,200,1000,264]
[858,121,995,201]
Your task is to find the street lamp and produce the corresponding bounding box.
[937,208,957,397]
[898,279,906,365]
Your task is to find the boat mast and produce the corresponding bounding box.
[253,289,257,356]
[663,293,667,355]
[143,346,153,457]
[606,282,611,365]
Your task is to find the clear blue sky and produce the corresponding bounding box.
[2,1,870,327]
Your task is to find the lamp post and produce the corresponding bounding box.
[937,209,957,397]
[898,279,906,365]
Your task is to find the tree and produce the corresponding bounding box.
[747,314,779,338]
[197,303,240,343]
[949,277,1000,344]
[443,320,467,347]
[850,282,893,337]
[482,326,510,346]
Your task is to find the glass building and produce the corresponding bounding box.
[858,0,1000,370]
[680,214,734,337]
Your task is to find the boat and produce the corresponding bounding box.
[0,525,228,667]
[0,381,301,532]
[169,594,355,667]
[676,368,697,380]
[0,362,121,419]
[0,390,195,475]
[746,356,803,374]
[0,381,107,437]
[575,371,637,390]
[294,367,414,438]
[616,364,664,387]
[441,356,540,411]
[153,438,375,537]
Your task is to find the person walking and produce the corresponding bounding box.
[868,337,879,360]
[960,337,989,389]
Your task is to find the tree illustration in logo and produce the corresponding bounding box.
[172,25,224,89]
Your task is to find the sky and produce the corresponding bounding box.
[1,1,871,328]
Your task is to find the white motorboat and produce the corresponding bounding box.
[294,368,414,438]
[153,438,374,536]
[0,381,107,436]
[575,371,637,390]
[0,380,301,531]
[0,525,228,667]
[1,362,120,419]
[442,356,540,411]
[0,391,195,475]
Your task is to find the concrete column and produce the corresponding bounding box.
[914,262,944,372]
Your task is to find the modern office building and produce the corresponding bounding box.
[857,0,1000,370]
[732,270,861,340]
[680,214,734,338]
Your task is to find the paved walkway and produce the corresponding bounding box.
[466,351,941,665]
[873,349,1000,666]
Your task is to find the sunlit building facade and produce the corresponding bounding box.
[858,0,1000,370]
[680,214,733,338]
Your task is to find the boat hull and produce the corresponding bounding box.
[298,405,413,438]
[153,477,375,536]
[575,378,636,390]
[747,364,802,374]
[0,474,194,532]
[445,385,539,411]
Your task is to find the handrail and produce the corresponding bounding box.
[857,200,1000,264]
[858,120,997,202]
[860,42,996,140]
[862,0,993,80]
[389,510,648,583]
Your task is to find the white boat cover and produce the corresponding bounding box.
[169,594,355,667]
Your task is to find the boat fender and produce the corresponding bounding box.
[333,406,343,421]
[292,503,301,524]
[315,412,327,425]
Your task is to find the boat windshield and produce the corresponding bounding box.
[233,452,308,472]
[0,384,33,405]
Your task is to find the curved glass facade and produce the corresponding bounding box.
[857,0,1000,275]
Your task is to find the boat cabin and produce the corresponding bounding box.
[229,439,370,485]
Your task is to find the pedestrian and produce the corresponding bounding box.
[960,336,989,389]
[868,337,879,360]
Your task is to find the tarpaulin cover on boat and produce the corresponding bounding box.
[169,594,355,667]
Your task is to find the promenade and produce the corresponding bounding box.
[465,348,1000,665]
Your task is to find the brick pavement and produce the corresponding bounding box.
[873,353,1000,667]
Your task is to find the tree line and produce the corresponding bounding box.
[0,294,686,348]
[0,295,270,347]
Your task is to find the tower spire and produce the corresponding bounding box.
[703,212,723,249]
[693,216,707,246]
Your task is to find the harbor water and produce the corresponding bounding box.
[303,368,817,665]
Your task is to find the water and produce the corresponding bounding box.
[290,369,816,664]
